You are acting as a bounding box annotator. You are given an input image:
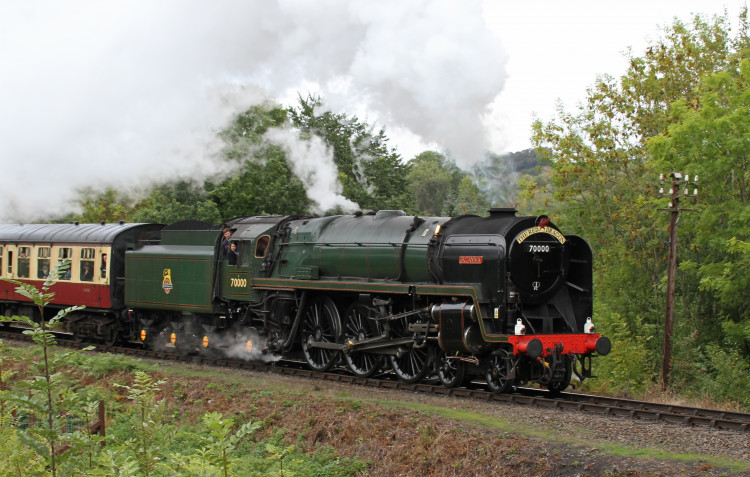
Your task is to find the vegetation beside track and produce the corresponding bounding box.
[2,343,749,476]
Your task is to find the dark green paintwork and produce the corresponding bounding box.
[161,229,218,246]
[222,261,252,300]
[125,244,215,312]
[276,213,447,282]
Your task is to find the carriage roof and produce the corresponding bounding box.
[0,223,154,244]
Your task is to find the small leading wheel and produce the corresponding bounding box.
[388,317,432,384]
[486,349,515,393]
[547,356,572,394]
[437,351,466,388]
[301,296,342,372]
[342,303,383,378]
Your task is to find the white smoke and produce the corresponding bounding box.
[217,328,282,363]
[0,0,507,222]
[264,128,360,214]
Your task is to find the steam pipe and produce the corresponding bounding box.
[282,290,308,352]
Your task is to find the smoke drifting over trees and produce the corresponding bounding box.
[0,1,507,222]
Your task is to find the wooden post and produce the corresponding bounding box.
[662,190,679,391]
[658,172,698,392]
[94,400,106,446]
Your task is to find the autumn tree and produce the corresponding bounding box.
[648,48,750,404]
[528,10,750,397]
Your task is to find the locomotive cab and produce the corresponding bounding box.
[220,220,280,302]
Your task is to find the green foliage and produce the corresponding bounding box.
[588,316,655,395]
[131,180,222,224]
[212,103,311,217]
[526,8,750,402]
[243,435,368,477]
[65,95,420,222]
[407,151,456,214]
[66,187,135,223]
[405,150,492,216]
[471,150,542,209]
[207,151,311,217]
[289,94,413,212]
[1,305,362,477]
[693,345,750,408]
[168,412,261,477]
[113,372,171,477]
[0,413,47,476]
[67,352,156,378]
[442,176,489,216]
[0,260,96,476]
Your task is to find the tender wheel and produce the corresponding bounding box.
[301,296,341,372]
[342,304,383,378]
[547,356,572,394]
[103,320,121,347]
[388,317,432,384]
[437,351,466,388]
[486,349,515,393]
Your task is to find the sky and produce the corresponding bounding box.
[0,0,746,221]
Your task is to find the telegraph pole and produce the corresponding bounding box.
[658,172,698,391]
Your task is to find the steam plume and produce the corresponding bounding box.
[0,0,507,222]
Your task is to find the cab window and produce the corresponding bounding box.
[57,247,72,280]
[80,248,95,282]
[255,235,270,258]
[37,247,51,279]
[18,247,30,278]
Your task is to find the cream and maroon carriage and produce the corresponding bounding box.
[0,222,162,343]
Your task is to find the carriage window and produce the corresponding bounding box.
[7,251,12,275]
[18,247,30,278]
[80,248,95,282]
[0,246,3,276]
[58,247,72,280]
[37,247,51,279]
[100,253,108,279]
[255,235,270,258]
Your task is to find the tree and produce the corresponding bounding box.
[131,179,222,224]
[527,10,750,395]
[406,152,455,215]
[207,150,311,218]
[442,176,489,216]
[199,102,314,218]
[289,95,413,212]
[66,187,135,223]
[470,150,543,209]
[648,55,750,372]
[0,261,90,476]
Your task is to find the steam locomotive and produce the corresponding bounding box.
[0,209,610,393]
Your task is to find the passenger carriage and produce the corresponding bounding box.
[0,222,162,342]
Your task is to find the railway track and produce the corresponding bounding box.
[3,327,749,433]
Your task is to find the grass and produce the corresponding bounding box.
[4,342,749,475]
[378,400,750,473]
